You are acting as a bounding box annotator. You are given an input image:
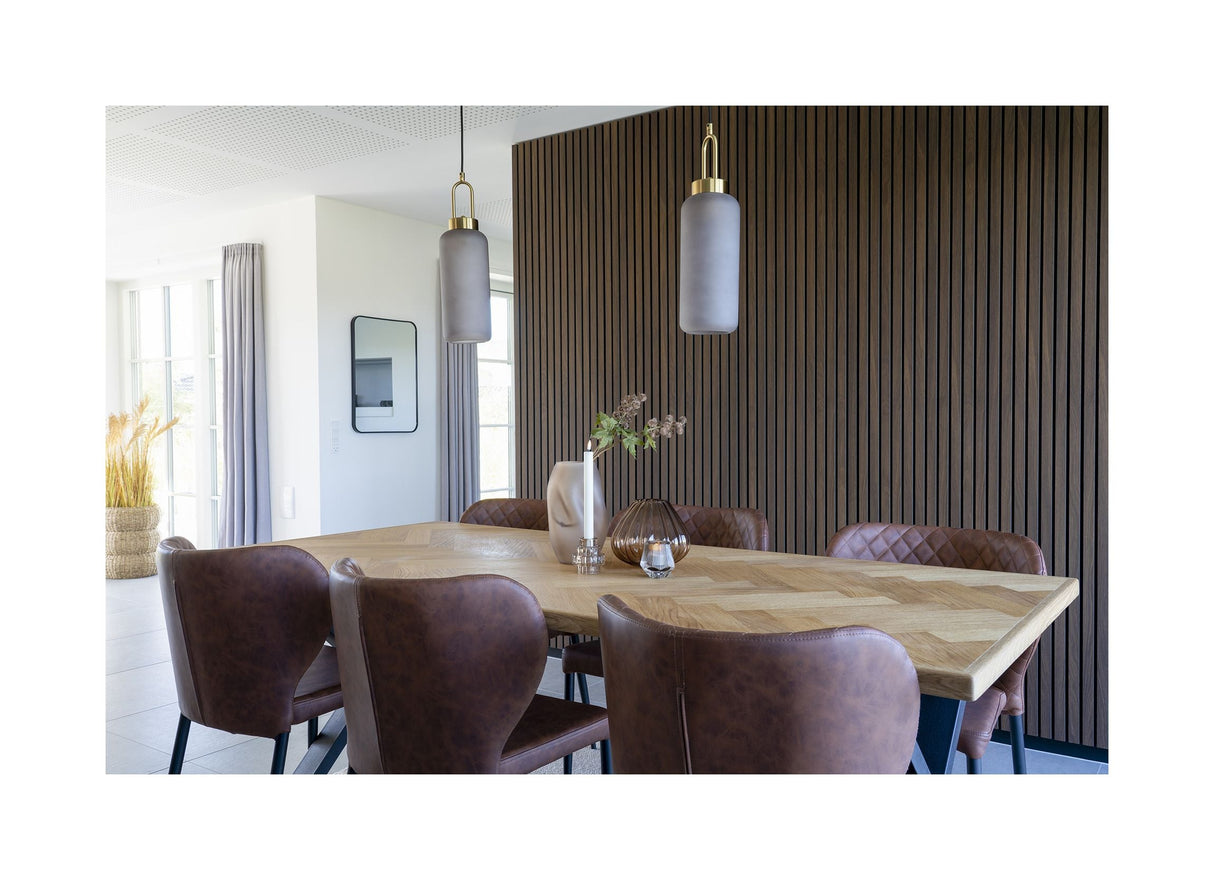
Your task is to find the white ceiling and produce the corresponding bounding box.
[106,104,663,277]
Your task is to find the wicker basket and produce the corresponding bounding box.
[105,505,160,579]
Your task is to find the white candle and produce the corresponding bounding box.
[583,442,594,540]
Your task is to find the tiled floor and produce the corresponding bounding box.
[107,573,1105,775]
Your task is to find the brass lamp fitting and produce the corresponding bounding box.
[690,123,728,195]
[449,172,479,230]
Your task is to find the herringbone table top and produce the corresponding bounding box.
[281,521,1079,702]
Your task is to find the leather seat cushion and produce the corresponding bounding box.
[561,639,604,677]
[498,694,609,773]
[290,645,344,725]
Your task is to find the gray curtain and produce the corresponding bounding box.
[218,243,271,546]
[438,342,481,521]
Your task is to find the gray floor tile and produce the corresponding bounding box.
[106,603,169,641]
[106,731,173,774]
[106,627,171,674]
[107,702,256,759]
[189,718,347,775]
[106,660,179,721]
[946,740,1105,774]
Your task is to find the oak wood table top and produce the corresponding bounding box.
[280,520,1079,703]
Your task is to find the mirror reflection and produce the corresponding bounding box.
[351,315,418,433]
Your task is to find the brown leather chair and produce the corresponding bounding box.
[459,497,549,531]
[597,595,920,773]
[328,558,611,773]
[825,521,1048,774]
[460,497,594,711]
[156,537,346,774]
[563,504,770,681]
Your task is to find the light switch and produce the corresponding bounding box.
[281,486,295,519]
[330,420,340,453]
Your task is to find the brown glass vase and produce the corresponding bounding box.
[610,499,690,566]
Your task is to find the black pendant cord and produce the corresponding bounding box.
[459,105,465,176]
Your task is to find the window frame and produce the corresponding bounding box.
[123,271,222,547]
[477,277,516,499]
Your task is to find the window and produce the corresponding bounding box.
[477,282,515,499]
[127,278,223,547]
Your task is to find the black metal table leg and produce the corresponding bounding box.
[293,709,348,775]
[909,694,966,774]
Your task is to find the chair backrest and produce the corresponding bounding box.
[825,521,1047,576]
[673,503,770,551]
[459,497,549,531]
[597,595,920,773]
[608,503,770,551]
[328,558,549,773]
[825,521,1048,711]
[156,536,333,737]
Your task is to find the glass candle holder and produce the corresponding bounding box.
[573,537,605,575]
[640,537,675,579]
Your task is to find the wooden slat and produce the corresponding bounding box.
[510,105,1108,751]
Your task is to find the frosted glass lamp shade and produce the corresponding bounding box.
[679,191,741,334]
[439,227,491,343]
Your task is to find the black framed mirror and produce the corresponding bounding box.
[350,315,418,433]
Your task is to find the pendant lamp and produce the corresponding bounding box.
[679,122,740,334]
[439,105,491,343]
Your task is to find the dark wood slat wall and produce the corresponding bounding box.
[511,106,1108,750]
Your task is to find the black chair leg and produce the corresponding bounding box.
[563,754,573,774]
[577,672,591,704]
[564,672,575,701]
[270,732,290,774]
[966,755,982,774]
[308,716,319,745]
[1010,714,1028,774]
[600,739,612,774]
[169,714,191,774]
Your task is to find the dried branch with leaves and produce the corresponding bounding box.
[589,392,687,461]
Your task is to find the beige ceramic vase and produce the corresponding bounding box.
[545,461,608,564]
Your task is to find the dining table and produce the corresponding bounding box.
[279,520,1080,774]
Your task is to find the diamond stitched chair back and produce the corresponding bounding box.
[156,537,345,774]
[328,558,611,774]
[825,521,1048,773]
[597,595,920,773]
[607,502,770,551]
[459,497,549,531]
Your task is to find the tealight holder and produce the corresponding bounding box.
[640,536,675,579]
[573,537,605,575]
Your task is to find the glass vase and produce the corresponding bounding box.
[610,498,690,566]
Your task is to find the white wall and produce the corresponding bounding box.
[314,197,511,534]
[106,195,513,542]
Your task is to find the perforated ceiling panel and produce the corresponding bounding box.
[146,106,407,170]
[106,106,163,125]
[329,105,553,140]
[106,179,188,213]
[107,133,286,195]
[476,197,514,233]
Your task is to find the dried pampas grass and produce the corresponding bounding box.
[105,396,179,508]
